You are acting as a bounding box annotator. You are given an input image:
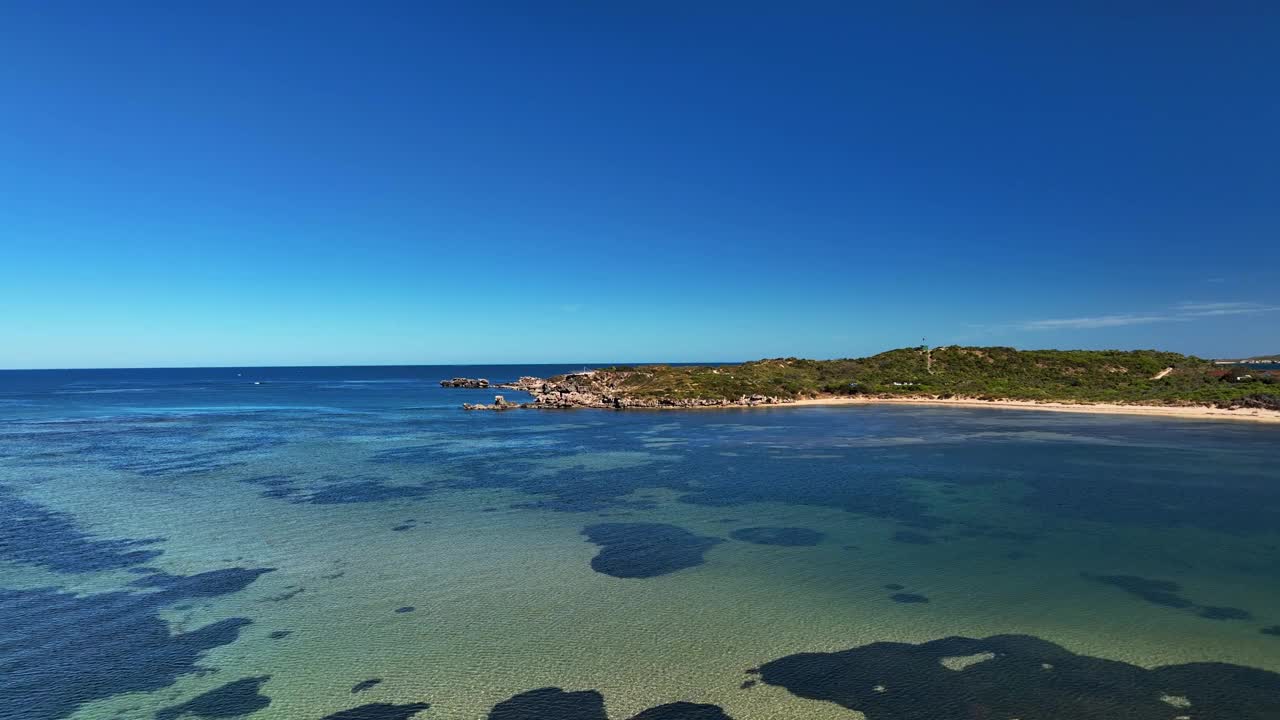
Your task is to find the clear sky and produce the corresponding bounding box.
[3,3,1278,368]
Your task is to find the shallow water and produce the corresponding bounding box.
[1,366,1278,719]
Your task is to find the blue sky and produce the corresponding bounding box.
[2,3,1277,368]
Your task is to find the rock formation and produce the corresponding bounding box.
[440,378,490,388]
[462,395,535,411]
[458,371,784,411]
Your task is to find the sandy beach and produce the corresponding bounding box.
[783,396,1280,424]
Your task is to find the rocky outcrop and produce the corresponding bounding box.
[478,372,785,410]
[462,395,535,411]
[440,377,490,388]
[441,376,548,391]
[1218,393,1280,411]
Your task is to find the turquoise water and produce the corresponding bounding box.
[1,366,1278,719]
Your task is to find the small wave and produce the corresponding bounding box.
[121,405,353,414]
[54,388,156,395]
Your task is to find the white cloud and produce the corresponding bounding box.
[1019,314,1172,330]
[1017,302,1278,331]
[1175,301,1278,317]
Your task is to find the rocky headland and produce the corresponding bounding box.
[458,372,782,410]
[439,377,491,389]
[442,347,1280,421]
[525,372,782,409]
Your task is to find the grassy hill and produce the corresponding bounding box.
[585,347,1280,407]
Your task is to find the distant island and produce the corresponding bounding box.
[452,347,1280,422]
[1214,354,1280,365]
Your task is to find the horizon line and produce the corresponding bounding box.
[1,346,1270,372]
[0,360,739,372]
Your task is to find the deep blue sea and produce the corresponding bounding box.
[2,366,1278,720]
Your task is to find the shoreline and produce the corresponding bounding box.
[453,368,1280,424]
[467,390,1280,423]
[778,396,1280,424]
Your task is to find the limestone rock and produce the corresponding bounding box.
[440,377,490,389]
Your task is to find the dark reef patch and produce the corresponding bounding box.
[0,484,164,573]
[240,474,299,500]
[486,688,734,720]
[0,566,271,720]
[395,606,416,613]
[891,531,935,545]
[1085,573,1255,622]
[488,688,606,720]
[581,523,723,578]
[516,496,656,513]
[1262,625,1280,636]
[1085,574,1193,608]
[351,679,383,694]
[129,567,275,601]
[155,676,272,720]
[729,527,824,546]
[757,634,1280,719]
[308,480,432,505]
[889,593,929,604]
[628,703,733,720]
[268,630,292,639]
[883,583,905,591]
[320,702,432,720]
[239,474,433,505]
[391,524,413,531]
[1197,605,1253,621]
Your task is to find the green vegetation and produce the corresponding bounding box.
[590,347,1280,407]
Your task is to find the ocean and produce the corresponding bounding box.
[1,365,1278,719]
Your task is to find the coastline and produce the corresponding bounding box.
[464,387,1280,423]
[779,396,1280,424]
[453,361,1280,424]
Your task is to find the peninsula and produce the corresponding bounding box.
[456,347,1280,422]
